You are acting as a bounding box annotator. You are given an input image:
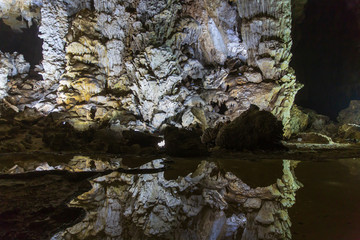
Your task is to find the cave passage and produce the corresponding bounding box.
[292,0,360,119]
[0,19,43,68]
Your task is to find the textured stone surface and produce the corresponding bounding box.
[0,0,41,31]
[287,104,309,135]
[0,51,30,99]
[0,0,300,137]
[50,158,301,240]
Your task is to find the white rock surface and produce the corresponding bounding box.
[1,0,300,135]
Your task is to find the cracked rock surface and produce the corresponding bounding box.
[0,0,300,137]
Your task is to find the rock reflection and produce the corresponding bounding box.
[51,158,302,240]
[339,158,360,176]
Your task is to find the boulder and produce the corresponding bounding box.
[337,100,360,125]
[215,105,284,151]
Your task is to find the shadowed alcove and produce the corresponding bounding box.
[0,19,43,68]
[292,0,360,119]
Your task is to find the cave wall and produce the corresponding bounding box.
[0,0,300,136]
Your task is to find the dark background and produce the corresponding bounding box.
[292,0,360,119]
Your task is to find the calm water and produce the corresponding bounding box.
[0,152,359,240]
[164,156,360,240]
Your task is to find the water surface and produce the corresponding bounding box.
[0,151,359,240]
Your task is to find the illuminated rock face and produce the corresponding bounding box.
[0,0,41,31]
[0,0,300,136]
[0,51,30,99]
[51,159,301,240]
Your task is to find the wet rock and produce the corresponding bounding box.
[215,105,284,151]
[164,126,209,157]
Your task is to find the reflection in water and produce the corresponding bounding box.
[339,158,360,176]
[51,158,302,240]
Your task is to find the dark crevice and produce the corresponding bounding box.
[0,19,43,68]
[218,102,228,115]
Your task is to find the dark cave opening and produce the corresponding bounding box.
[0,19,43,68]
[292,0,360,120]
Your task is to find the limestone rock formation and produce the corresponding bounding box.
[287,104,309,135]
[51,158,302,240]
[0,51,30,100]
[0,0,301,138]
[0,0,41,31]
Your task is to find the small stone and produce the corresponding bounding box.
[255,201,275,225]
[244,198,262,209]
[244,71,262,83]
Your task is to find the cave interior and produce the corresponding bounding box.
[0,0,359,240]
